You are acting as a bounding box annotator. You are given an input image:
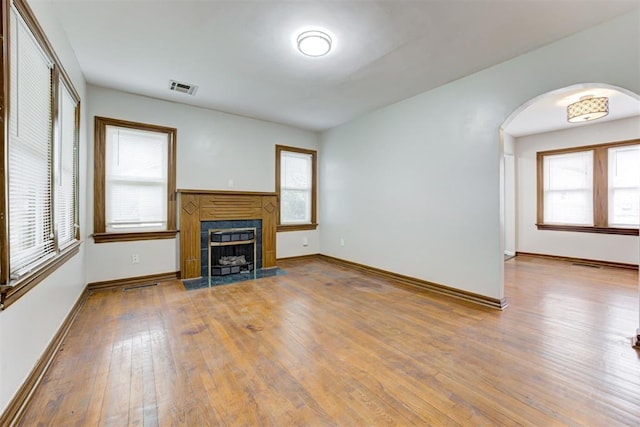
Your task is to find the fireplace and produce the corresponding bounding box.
[201,221,262,277]
[209,228,256,276]
[178,190,277,280]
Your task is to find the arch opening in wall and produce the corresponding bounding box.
[498,82,640,343]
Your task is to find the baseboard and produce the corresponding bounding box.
[87,271,180,292]
[0,288,89,426]
[515,252,638,270]
[317,254,508,310]
[276,254,320,263]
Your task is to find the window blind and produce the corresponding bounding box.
[608,145,640,228]
[543,151,593,226]
[55,82,78,248]
[105,126,169,232]
[8,8,55,277]
[280,150,312,224]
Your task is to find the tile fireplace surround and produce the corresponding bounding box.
[178,189,278,279]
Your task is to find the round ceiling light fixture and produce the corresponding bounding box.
[567,95,609,123]
[297,30,332,57]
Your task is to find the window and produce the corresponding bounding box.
[276,145,317,231]
[608,145,640,228]
[0,0,81,305]
[542,151,593,226]
[56,83,80,249]
[93,117,177,243]
[537,140,639,235]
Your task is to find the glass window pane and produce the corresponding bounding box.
[106,126,168,181]
[609,145,640,227]
[543,151,593,225]
[281,189,311,223]
[281,151,311,190]
[544,190,593,225]
[8,9,55,276]
[105,126,169,231]
[55,83,78,248]
[280,149,313,224]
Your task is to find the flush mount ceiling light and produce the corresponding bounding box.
[567,95,609,123]
[297,30,332,57]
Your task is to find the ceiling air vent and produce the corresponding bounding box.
[169,80,198,96]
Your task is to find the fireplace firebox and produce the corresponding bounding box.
[208,228,257,277]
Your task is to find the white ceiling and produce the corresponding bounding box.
[505,86,640,137]
[46,0,640,132]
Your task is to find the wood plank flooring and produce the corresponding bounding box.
[17,255,640,426]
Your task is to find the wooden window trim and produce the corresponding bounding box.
[93,230,178,243]
[0,0,82,306]
[275,145,318,232]
[93,116,178,243]
[537,138,640,235]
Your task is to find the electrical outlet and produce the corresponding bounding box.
[340,238,345,247]
[131,254,139,264]
[302,237,309,247]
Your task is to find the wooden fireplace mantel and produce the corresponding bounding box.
[178,189,278,279]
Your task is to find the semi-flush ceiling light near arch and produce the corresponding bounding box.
[297,30,332,57]
[567,95,609,123]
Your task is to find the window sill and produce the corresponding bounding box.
[0,241,81,310]
[93,230,178,243]
[536,224,639,236]
[277,223,318,232]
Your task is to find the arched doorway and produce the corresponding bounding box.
[499,83,640,345]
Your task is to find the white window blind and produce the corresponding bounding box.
[8,8,55,277]
[105,126,169,232]
[55,83,79,248]
[608,145,640,228]
[543,151,593,225]
[280,150,312,224]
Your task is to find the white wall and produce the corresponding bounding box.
[0,0,88,414]
[319,10,640,299]
[515,116,639,264]
[86,86,320,283]
[277,230,321,259]
[503,133,516,256]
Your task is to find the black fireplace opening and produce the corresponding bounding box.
[209,228,256,276]
[200,220,262,278]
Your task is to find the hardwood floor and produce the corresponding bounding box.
[18,255,640,426]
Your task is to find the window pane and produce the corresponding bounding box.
[281,189,311,223]
[281,151,311,190]
[543,151,593,225]
[105,126,168,232]
[280,150,312,224]
[609,145,640,227]
[107,183,166,230]
[8,9,55,277]
[55,83,78,248]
